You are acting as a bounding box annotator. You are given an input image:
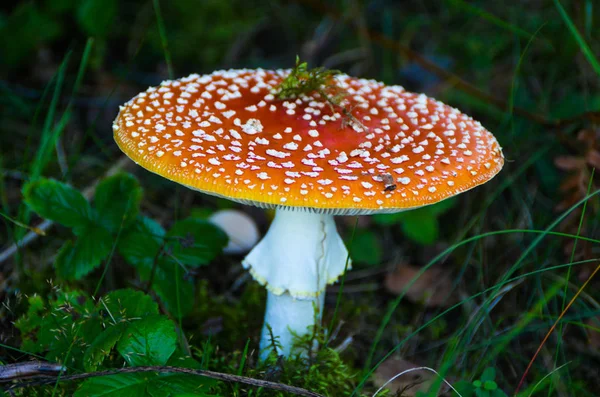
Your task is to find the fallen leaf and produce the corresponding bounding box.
[384,264,456,308]
[554,156,585,171]
[372,357,449,396]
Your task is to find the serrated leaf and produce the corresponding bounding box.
[84,323,127,371]
[74,373,148,397]
[75,372,214,397]
[117,315,177,366]
[55,224,113,280]
[23,178,92,230]
[152,259,194,318]
[148,373,214,397]
[166,350,201,369]
[400,212,439,245]
[165,218,227,267]
[100,289,159,323]
[118,217,165,271]
[16,290,102,370]
[94,174,142,233]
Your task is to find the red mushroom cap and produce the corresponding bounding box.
[113,69,503,214]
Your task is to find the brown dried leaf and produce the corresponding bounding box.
[554,156,585,171]
[577,129,597,145]
[384,264,456,308]
[586,150,600,170]
[558,174,584,193]
[372,357,446,396]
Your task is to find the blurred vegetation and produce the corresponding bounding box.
[1,0,600,396]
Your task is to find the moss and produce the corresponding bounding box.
[210,323,370,397]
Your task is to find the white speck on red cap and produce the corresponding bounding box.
[114,69,504,214]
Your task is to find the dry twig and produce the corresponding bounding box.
[6,365,325,397]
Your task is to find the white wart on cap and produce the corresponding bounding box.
[113,69,504,215]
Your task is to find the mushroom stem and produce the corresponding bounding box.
[260,291,325,359]
[242,209,350,358]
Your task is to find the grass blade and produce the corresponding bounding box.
[554,0,600,76]
[153,0,174,79]
[515,262,600,394]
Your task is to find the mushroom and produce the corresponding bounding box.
[209,209,260,254]
[113,69,503,358]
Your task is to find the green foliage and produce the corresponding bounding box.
[373,198,457,245]
[0,3,62,68]
[276,56,341,100]
[117,315,177,366]
[118,216,165,270]
[23,173,227,317]
[15,287,214,396]
[76,0,118,37]
[55,225,113,279]
[212,323,367,397]
[74,372,213,397]
[453,367,509,397]
[16,289,103,369]
[23,179,92,232]
[348,229,383,266]
[94,173,142,233]
[118,216,227,317]
[23,174,138,279]
[165,218,228,267]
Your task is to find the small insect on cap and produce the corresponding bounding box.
[113,69,503,214]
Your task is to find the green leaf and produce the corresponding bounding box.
[15,290,102,370]
[480,367,496,382]
[372,199,456,226]
[475,388,491,397]
[152,259,194,318]
[148,373,214,397]
[400,212,439,245]
[484,380,498,391]
[55,224,113,280]
[14,295,46,352]
[77,0,118,37]
[23,178,92,231]
[100,289,159,323]
[75,372,214,397]
[166,350,201,369]
[75,373,148,397]
[84,323,127,371]
[427,197,457,216]
[453,380,475,397]
[165,218,227,267]
[348,229,382,266]
[372,211,405,226]
[118,217,165,270]
[117,315,177,366]
[94,173,142,233]
[492,388,508,397]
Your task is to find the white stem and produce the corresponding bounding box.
[260,291,325,359]
[242,208,350,357]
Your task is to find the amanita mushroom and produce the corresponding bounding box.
[113,69,503,358]
[208,209,260,254]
